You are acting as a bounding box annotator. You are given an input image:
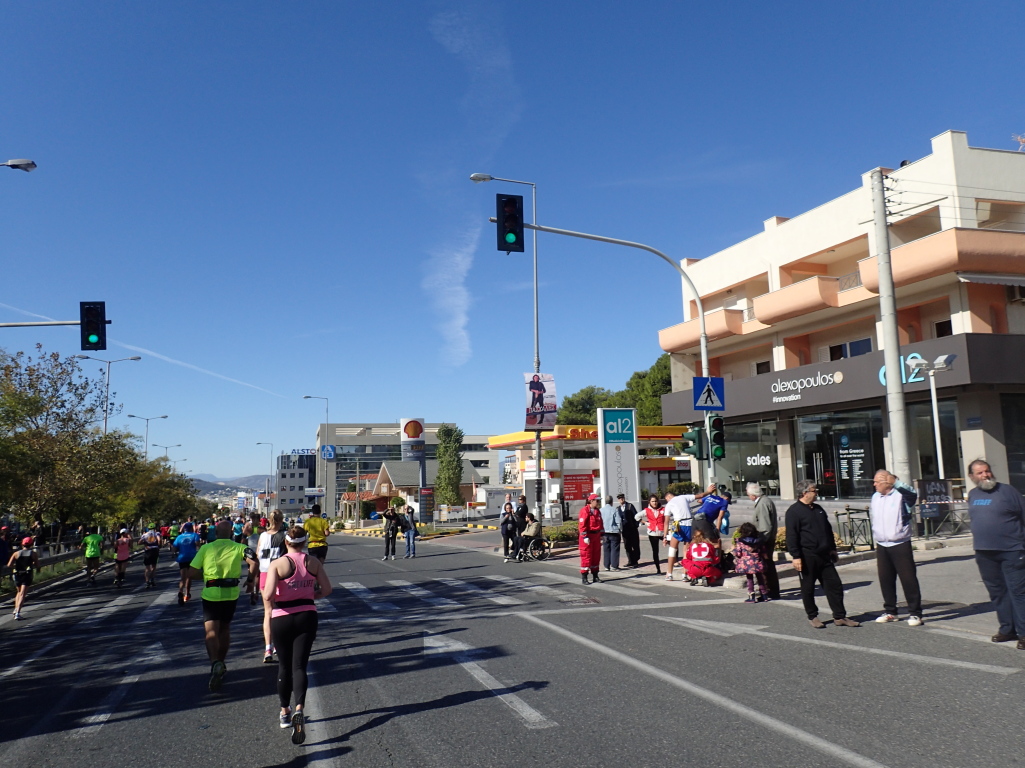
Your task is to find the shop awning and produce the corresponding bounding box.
[956,272,1025,287]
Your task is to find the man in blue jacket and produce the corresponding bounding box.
[869,470,923,626]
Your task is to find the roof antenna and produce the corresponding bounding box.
[1014,134,1025,152]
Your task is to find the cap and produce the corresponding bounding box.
[22,536,33,547]
[616,493,626,499]
[119,528,128,533]
[148,524,155,530]
[587,493,599,501]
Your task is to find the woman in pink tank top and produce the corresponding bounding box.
[262,525,333,744]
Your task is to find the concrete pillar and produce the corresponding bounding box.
[957,391,1009,481]
[776,418,797,500]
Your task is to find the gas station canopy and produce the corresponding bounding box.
[488,424,686,451]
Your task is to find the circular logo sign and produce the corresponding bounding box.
[833,371,844,384]
[840,435,850,448]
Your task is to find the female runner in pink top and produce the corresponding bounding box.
[114,529,133,586]
[262,525,333,744]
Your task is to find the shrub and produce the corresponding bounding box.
[666,481,700,496]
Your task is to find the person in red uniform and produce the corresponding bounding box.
[579,494,604,585]
[681,530,722,586]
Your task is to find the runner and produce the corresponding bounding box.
[113,528,133,587]
[7,537,40,620]
[232,517,245,544]
[304,505,330,563]
[139,525,162,588]
[256,511,286,662]
[167,520,181,551]
[172,522,202,604]
[187,519,259,691]
[263,525,333,743]
[80,527,105,584]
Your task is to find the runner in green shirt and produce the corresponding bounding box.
[80,529,105,584]
[187,520,259,691]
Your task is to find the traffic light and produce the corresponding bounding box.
[79,301,107,351]
[709,414,726,461]
[681,425,705,461]
[495,193,525,253]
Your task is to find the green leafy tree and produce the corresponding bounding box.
[557,354,672,427]
[556,386,612,425]
[434,423,464,506]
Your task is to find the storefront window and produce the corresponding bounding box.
[718,422,778,496]
[796,408,884,499]
[1002,395,1025,494]
[908,400,959,482]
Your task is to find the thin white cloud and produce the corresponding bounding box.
[0,301,284,398]
[422,222,480,366]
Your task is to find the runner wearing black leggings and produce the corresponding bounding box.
[263,525,333,744]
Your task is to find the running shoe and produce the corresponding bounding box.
[907,616,924,627]
[290,710,306,744]
[178,592,185,606]
[263,652,275,664]
[13,612,21,620]
[184,593,191,603]
[208,660,227,692]
[279,709,292,729]
[744,595,758,603]
[875,613,898,623]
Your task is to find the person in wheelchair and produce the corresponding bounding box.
[518,513,543,560]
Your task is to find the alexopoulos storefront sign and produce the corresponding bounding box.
[662,334,991,423]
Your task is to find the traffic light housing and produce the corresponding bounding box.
[80,301,107,351]
[681,425,705,461]
[495,193,525,253]
[709,414,726,461]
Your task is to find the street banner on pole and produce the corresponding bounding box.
[524,373,557,430]
[596,408,641,508]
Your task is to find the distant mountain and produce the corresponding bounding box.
[231,475,272,490]
[191,473,220,483]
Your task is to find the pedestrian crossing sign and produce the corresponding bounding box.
[693,377,725,411]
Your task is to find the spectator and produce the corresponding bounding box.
[966,459,1025,647]
[681,529,721,586]
[869,470,923,626]
[785,479,860,629]
[747,482,780,599]
[600,495,623,571]
[617,494,641,568]
[520,513,542,555]
[640,496,665,574]
[732,522,768,602]
[500,503,517,561]
[578,494,604,584]
[513,495,529,561]
[402,506,418,559]
[381,507,399,561]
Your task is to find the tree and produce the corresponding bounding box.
[556,386,612,425]
[556,354,672,427]
[434,423,464,506]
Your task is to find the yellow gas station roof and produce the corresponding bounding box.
[488,424,685,450]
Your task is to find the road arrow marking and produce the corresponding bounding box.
[423,633,557,730]
[646,615,1020,675]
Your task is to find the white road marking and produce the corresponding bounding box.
[133,590,177,622]
[70,673,140,737]
[28,596,100,627]
[76,595,135,627]
[434,578,525,605]
[532,571,657,596]
[387,580,462,609]
[521,614,888,768]
[423,633,556,730]
[301,664,343,766]
[485,574,576,602]
[0,640,63,680]
[339,582,399,611]
[647,615,1020,675]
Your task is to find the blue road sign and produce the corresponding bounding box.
[693,377,725,411]
[320,444,336,460]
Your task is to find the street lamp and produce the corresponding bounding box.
[172,458,188,472]
[1,159,36,172]
[153,443,181,459]
[127,414,168,460]
[470,172,547,520]
[257,442,275,513]
[907,354,957,479]
[75,355,142,434]
[303,396,330,514]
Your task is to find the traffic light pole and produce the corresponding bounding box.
[0,320,82,327]
[500,219,715,485]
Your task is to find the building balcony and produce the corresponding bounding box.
[752,275,840,325]
[859,228,1025,291]
[658,307,746,354]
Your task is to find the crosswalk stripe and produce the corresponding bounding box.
[387,580,463,608]
[433,578,525,605]
[485,574,576,602]
[339,582,400,611]
[532,571,658,596]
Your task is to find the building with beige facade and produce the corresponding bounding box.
[659,130,1025,500]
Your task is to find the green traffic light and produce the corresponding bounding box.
[88,334,99,344]
[711,445,726,459]
[505,232,518,244]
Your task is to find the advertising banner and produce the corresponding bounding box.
[400,418,426,461]
[419,487,435,524]
[597,408,641,508]
[524,373,557,430]
[304,487,326,497]
[562,473,594,501]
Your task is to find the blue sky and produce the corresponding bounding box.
[1,1,1020,478]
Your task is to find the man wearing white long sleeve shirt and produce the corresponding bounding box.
[869,470,923,626]
[663,484,716,581]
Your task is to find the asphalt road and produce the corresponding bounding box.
[2,532,1023,768]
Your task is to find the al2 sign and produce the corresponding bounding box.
[597,408,641,507]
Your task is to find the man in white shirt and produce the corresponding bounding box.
[663,483,716,581]
[869,470,923,626]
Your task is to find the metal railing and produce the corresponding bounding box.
[835,506,875,550]
[838,271,863,292]
[742,306,756,322]
[833,502,971,548]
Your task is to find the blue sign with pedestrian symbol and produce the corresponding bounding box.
[693,377,725,411]
[320,444,336,460]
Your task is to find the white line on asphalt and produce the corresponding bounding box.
[646,615,1020,676]
[302,664,343,767]
[338,582,400,611]
[133,590,177,621]
[520,614,888,768]
[0,639,63,680]
[485,574,575,602]
[434,577,525,605]
[26,596,100,627]
[423,633,557,730]
[70,673,140,738]
[532,571,657,596]
[925,626,1019,647]
[76,595,135,627]
[387,580,463,609]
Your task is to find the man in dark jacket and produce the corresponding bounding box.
[617,494,641,568]
[512,495,529,560]
[785,479,860,629]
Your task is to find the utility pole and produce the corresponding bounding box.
[871,169,911,481]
